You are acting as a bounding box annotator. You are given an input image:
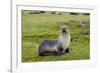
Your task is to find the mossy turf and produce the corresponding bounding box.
[22,11,90,62]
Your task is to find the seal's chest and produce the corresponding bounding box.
[60,37,68,43]
[59,36,70,49]
[60,38,67,45]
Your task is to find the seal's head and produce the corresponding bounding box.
[60,25,69,34]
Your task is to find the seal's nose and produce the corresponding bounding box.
[62,28,66,32]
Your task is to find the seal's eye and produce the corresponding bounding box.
[61,28,63,30]
[65,27,67,30]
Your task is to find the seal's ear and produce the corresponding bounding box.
[60,25,63,29]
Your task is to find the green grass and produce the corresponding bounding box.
[22,11,90,62]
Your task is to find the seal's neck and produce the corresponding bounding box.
[61,32,70,37]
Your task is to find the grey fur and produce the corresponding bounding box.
[39,39,58,56]
[38,25,70,56]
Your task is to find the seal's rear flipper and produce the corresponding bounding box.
[39,53,45,56]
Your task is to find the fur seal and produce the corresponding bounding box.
[38,25,70,56]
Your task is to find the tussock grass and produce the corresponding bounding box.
[22,11,90,62]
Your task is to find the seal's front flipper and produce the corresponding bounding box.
[65,48,70,53]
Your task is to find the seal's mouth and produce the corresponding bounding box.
[62,28,67,33]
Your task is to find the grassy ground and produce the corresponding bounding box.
[22,11,90,62]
